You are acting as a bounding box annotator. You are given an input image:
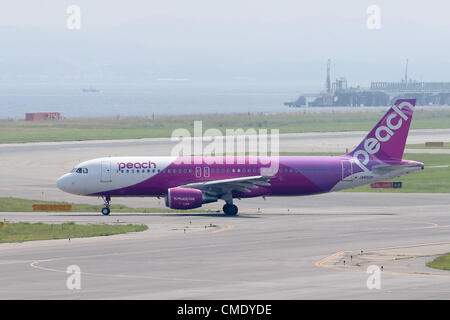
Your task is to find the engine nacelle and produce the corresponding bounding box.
[165,187,217,210]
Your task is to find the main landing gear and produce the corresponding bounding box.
[221,192,238,216]
[223,203,238,216]
[101,195,111,216]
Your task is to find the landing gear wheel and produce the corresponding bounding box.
[223,204,238,216]
[101,195,111,215]
[101,207,110,216]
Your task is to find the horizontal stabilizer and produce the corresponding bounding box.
[372,163,419,173]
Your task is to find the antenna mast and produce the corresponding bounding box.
[326,59,331,94]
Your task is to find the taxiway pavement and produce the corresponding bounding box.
[0,192,449,299]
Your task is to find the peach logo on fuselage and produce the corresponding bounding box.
[118,161,156,170]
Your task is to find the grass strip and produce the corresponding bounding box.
[1,109,450,143]
[0,222,148,243]
[426,253,450,271]
[406,142,450,149]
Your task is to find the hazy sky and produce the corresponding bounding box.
[2,1,450,28]
[1,1,450,85]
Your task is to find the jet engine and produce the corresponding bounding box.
[165,187,217,210]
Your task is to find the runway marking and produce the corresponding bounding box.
[0,260,32,265]
[26,224,235,269]
[207,224,235,234]
[29,259,240,284]
[27,227,243,285]
[315,241,450,276]
[326,221,447,239]
[28,225,236,266]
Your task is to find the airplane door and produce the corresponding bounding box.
[341,160,353,181]
[101,160,112,182]
[204,167,210,178]
[195,167,202,178]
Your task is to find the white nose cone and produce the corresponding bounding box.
[57,174,73,193]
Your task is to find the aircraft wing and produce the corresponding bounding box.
[180,175,274,195]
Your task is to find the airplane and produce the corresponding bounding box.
[57,99,424,216]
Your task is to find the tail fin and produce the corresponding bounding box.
[348,99,416,168]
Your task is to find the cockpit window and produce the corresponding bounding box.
[71,167,88,174]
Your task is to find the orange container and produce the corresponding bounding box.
[32,204,72,211]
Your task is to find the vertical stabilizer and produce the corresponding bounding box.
[348,99,416,170]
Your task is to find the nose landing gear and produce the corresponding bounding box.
[101,195,111,215]
[101,207,111,215]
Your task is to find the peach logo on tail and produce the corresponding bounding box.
[354,101,412,172]
[118,161,156,170]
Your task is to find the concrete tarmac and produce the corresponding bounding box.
[0,192,450,299]
[0,130,449,299]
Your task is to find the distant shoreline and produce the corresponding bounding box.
[2,104,450,122]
